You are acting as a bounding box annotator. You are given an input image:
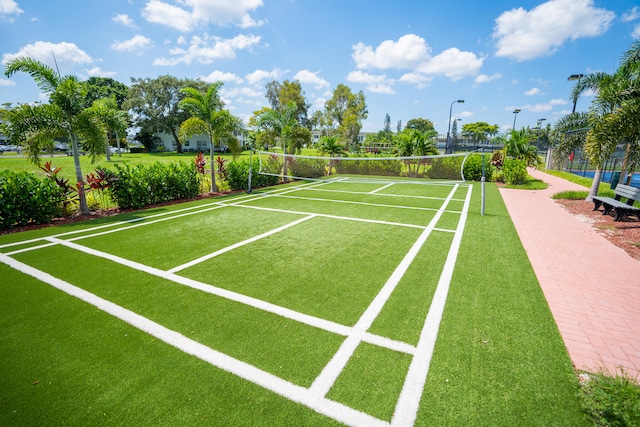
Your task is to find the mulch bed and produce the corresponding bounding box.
[556,199,640,261]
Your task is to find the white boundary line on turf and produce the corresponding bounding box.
[0,253,389,427]
[167,215,317,273]
[390,183,473,427]
[308,184,460,398]
[264,193,461,215]
[39,236,415,356]
[369,183,394,194]
[304,186,461,202]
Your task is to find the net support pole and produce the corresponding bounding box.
[247,147,253,194]
[481,149,486,216]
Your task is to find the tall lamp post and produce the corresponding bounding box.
[446,99,464,154]
[567,74,584,113]
[512,108,521,131]
[536,118,546,149]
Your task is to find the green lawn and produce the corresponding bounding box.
[0,178,589,426]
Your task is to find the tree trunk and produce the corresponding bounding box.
[170,127,183,153]
[71,132,90,215]
[209,134,217,193]
[104,131,111,162]
[585,167,603,202]
[115,130,122,157]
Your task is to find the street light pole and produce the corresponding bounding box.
[446,99,464,154]
[567,74,584,113]
[512,109,521,131]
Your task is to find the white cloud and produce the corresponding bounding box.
[83,67,117,78]
[474,73,502,83]
[346,71,395,94]
[142,0,195,31]
[351,34,483,83]
[509,98,568,113]
[111,35,152,52]
[293,69,329,89]
[244,68,284,85]
[493,0,615,61]
[417,48,483,80]
[0,78,16,86]
[0,0,23,16]
[2,41,93,70]
[398,72,433,89]
[352,34,430,69]
[142,0,264,31]
[112,13,136,27]
[524,87,541,95]
[622,7,640,22]
[633,24,640,39]
[221,86,262,98]
[153,33,261,66]
[201,70,243,84]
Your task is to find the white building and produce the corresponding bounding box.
[154,130,248,152]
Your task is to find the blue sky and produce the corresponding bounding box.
[1,0,639,135]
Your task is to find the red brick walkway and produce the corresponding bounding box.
[500,169,640,378]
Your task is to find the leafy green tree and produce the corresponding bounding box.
[462,122,500,142]
[89,96,129,160]
[3,57,106,215]
[505,128,541,168]
[324,84,368,151]
[393,129,438,176]
[405,117,435,134]
[124,75,207,153]
[256,101,307,181]
[178,82,241,192]
[317,135,346,174]
[84,77,128,109]
[265,80,311,127]
[383,113,391,133]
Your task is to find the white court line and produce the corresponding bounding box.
[0,253,389,427]
[263,194,458,214]
[369,183,395,194]
[304,186,459,202]
[227,203,428,230]
[168,215,317,273]
[40,237,415,356]
[308,184,459,398]
[391,184,473,427]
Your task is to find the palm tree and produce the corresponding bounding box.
[317,135,346,175]
[256,101,304,182]
[572,67,636,200]
[3,57,106,215]
[178,82,241,192]
[89,96,129,161]
[505,128,542,168]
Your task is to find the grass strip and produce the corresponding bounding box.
[12,246,344,387]
[182,216,422,326]
[0,263,341,426]
[414,182,590,426]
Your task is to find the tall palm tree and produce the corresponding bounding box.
[4,57,106,215]
[178,82,241,192]
[256,101,303,182]
[89,96,129,161]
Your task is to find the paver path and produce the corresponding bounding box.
[500,169,640,377]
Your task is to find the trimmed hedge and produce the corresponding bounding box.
[227,159,280,191]
[109,161,199,209]
[0,170,63,229]
[463,154,495,182]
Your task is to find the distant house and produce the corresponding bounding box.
[154,130,248,152]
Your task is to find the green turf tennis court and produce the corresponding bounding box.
[0,178,588,426]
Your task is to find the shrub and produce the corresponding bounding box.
[109,161,199,209]
[463,153,495,182]
[0,170,63,229]
[579,371,640,427]
[426,156,464,180]
[503,158,528,185]
[227,159,279,191]
[288,157,327,178]
[334,158,402,176]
